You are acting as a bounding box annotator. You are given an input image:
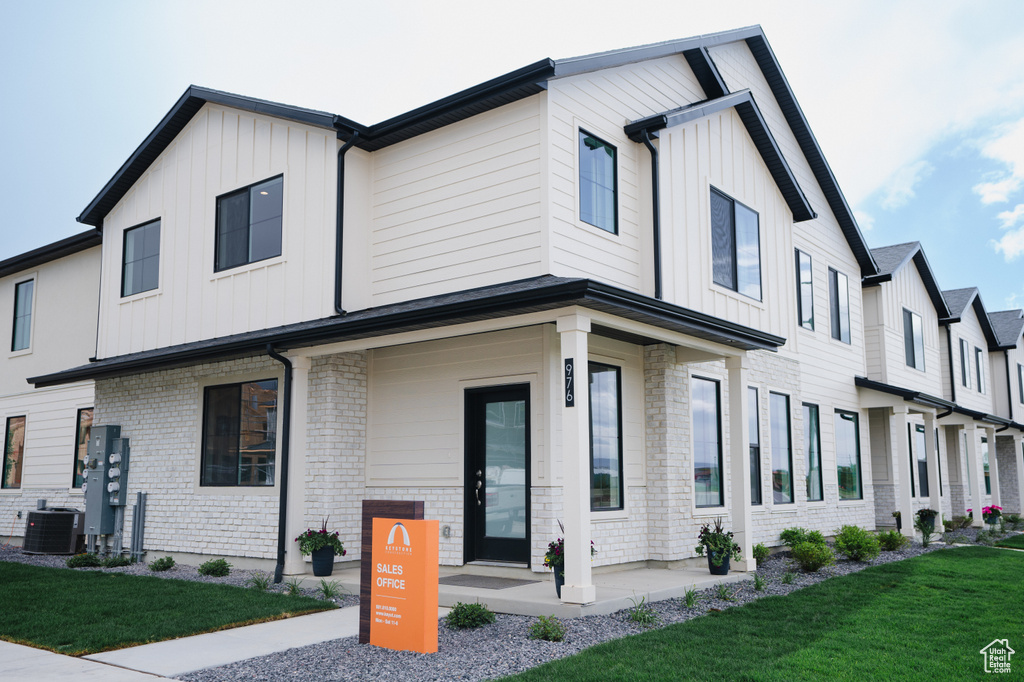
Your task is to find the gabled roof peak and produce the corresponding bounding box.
[864,242,948,318]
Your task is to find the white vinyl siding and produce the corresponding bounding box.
[951,306,994,413]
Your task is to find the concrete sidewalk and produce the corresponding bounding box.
[0,640,166,681]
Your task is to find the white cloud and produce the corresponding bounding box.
[974,177,1023,205]
[880,161,933,209]
[972,119,1024,204]
[992,227,1024,261]
[854,210,875,232]
[997,204,1024,229]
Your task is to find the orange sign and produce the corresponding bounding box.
[369,517,439,653]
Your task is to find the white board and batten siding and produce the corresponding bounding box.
[546,55,706,296]
[950,306,996,414]
[368,97,544,307]
[96,104,339,359]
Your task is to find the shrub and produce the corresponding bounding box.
[942,520,954,532]
[834,525,880,562]
[445,601,496,629]
[285,577,303,596]
[318,579,342,599]
[781,571,795,584]
[780,527,826,549]
[66,553,102,569]
[752,543,770,564]
[1006,514,1023,531]
[627,595,659,627]
[683,584,700,608]
[753,572,766,591]
[529,615,566,642]
[951,515,972,530]
[103,554,132,568]
[246,571,272,591]
[197,558,232,577]
[149,556,175,572]
[976,530,996,546]
[791,541,835,572]
[877,530,909,551]
[713,583,737,602]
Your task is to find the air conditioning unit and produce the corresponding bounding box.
[23,509,85,555]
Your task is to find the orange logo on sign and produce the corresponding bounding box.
[370,517,439,653]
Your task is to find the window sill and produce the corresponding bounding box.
[8,347,32,359]
[210,256,285,282]
[769,506,800,514]
[193,485,278,497]
[592,508,628,521]
[693,507,727,518]
[838,499,866,505]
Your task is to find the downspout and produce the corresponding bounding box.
[267,344,293,583]
[945,324,957,404]
[639,129,663,300]
[1005,350,1014,422]
[334,131,361,315]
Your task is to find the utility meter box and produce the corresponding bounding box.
[108,438,130,506]
[83,425,120,535]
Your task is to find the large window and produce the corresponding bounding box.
[711,189,761,300]
[835,410,862,499]
[121,220,161,297]
[828,268,851,344]
[1019,363,1024,405]
[3,416,26,489]
[11,280,33,352]
[903,309,925,371]
[72,408,93,488]
[749,387,761,506]
[693,377,722,507]
[906,424,916,498]
[975,347,985,393]
[804,403,823,502]
[796,249,814,330]
[770,393,793,504]
[578,131,617,233]
[215,176,284,272]
[981,436,990,495]
[589,362,622,511]
[201,379,278,486]
[914,424,929,498]
[960,339,971,388]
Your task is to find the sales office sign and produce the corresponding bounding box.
[370,517,439,653]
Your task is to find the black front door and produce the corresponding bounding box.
[465,385,530,564]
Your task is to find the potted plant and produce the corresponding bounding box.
[914,508,938,535]
[892,510,902,532]
[982,505,1003,526]
[543,521,596,598]
[296,517,346,577]
[694,517,742,575]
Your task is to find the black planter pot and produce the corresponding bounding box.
[554,569,564,598]
[708,552,730,576]
[311,546,336,577]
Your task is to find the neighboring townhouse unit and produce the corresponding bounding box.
[989,309,1024,514]
[0,232,100,531]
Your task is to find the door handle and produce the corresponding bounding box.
[475,479,482,505]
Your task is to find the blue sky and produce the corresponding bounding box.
[2,0,1023,310]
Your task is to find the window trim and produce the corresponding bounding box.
[975,347,985,394]
[769,392,794,505]
[960,338,971,389]
[2,415,26,490]
[828,267,851,344]
[749,387,761,506]
[588,361,624,512]
[71,407,93,489]
[835,409,863,500]
[214,174,285,273]
[199,377,280,488]
[577,129,618,235]
[803,403,823,502]
[1018,363,1024,406]
[11,277,35,354]
[692,375,723,509]
[902,308,925,371]
[913,424,929,498]
[795,249,814,331]
[120,218,162,298]
[981,436,991,495]
[711,187,762,301]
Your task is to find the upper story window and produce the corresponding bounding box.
[749,387,761,506]
[578,131,617,234]
[122,219,161,297]
[903,309,924,371]
[215,176,284,272]
[692,376,722,508]
[3,416,26,489]
[828,268,851,344]
[711,188,761,300]
[11,280,34,352]
[770,392,793,504]
[1018,363,1023,405]
[201,379,278,486]
[72,408,93,488]
[960,338,971,388]
[795,249,814,330]
[835,410,862,500]
[975,347,985,394]
[589,362,623,511]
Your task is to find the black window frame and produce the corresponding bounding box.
[835,410,863,500]
[578,130,618,234]
[121,218,161,297]
[214,175,284,273]
[960,338,971,388]
[11,279,34,352]
[803,403,823,502]
[200,378,279,487]
[828,267,851,344]
[692,376,723,508]
[3,415,26,489]
[914,424,929,498]
[1018,363,1024,405]
[796,249,814,330]
[588,361,624,512]
[71,407,93,489]
[749,387,761,506]
[975,347,985,393]
[770,392,794,505]
[982,436,991,495]
[711,187,762,301]
[903,308,925,371]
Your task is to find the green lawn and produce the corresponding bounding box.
[504,547,1022,681]
[0,562,334,655]
[995,534,1024,549]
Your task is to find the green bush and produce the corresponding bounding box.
[752,543,770,564]
[951,515,972,530]
[66,553,102,568]
[1005,514,1022,531]
[781,571,795,584]
[246,572,272,591]
[103,555,132,568]
[877,530,909,551]
[791,541,835,572]
[780,528,826,549]
[197,558,232,577]
[445,601,496,629]
[753,572,766,591]
[627,595,660,627]
[834,525,880,561]
[529,615,566,642]
[149,556,175,572]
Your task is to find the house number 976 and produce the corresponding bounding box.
[564,359,574,407]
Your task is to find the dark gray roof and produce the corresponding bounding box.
[942,287,999,348]
[863,242,949,318]
[625,90,815,222]
[990,309,1024,348]
[0,230,101,278]
[29,275,785,388]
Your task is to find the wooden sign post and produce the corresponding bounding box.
[369,517,439,653]
[359,500,423,644]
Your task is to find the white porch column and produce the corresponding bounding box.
[965,424,984,528]
[1014,434,1024,515]
[284,356,311,575]
[986,426,1001,508]
[726,356,753,570]
[556,313,596,604]
[893,406,914,537]
[923,412,942,528]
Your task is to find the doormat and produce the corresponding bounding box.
[438,575,540,590]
